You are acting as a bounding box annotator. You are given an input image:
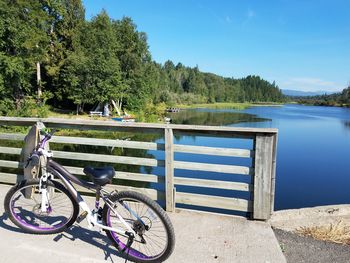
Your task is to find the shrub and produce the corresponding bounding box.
[7,98,49,118]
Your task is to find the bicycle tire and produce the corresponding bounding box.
[103,191,175,263]
[4,179,79,234]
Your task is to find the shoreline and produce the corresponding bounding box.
[176,102,284,110]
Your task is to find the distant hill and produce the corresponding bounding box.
[282,89,334,97]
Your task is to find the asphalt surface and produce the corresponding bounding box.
[274,228,350,263]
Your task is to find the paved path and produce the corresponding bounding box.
[0,184,285,263]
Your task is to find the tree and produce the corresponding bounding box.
[42,0,85,100]
[112,16,151,110]
[0,0,50,105]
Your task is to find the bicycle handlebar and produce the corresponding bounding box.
[26,129,56,167]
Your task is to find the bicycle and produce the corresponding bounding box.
[3,129,175,263]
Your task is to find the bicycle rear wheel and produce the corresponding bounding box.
[4,179,79,234]
[103,191,175,263]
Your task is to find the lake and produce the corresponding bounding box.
[166,104,350,211]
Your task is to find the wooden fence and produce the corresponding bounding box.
[0,117,278,220]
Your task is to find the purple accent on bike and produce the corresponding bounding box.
[95,201,99,209]
[10,200,66,231]
[106,208,151,259]
[41,136,49,148]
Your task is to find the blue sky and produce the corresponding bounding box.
[83,0,350,92]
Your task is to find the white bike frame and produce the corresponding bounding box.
[38,149,137,237]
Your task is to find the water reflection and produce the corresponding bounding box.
[167,109,270,126]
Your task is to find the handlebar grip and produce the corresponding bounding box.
[29,154,40,166]
[40,128,57,136]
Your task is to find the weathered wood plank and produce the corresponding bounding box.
[253,135,274,220]
[0,160,22,168]
[176,192,252,212]
[0,172,24,184]
[74,184,163,201]
[0,146,164,168]
[0,146,21,155]
[0,172,163,202]
[174,177,252,192]
[0,133,25,141]
[0,133,255,157]
[165,128,175,212]
[174,144,253,158]
[174,161,252,175]
[174,130,255,139]
[51,136,164,151]
[270,134,278,214]
[0,166,252,206]
[62,165,162,183]
[0,145,164,167]
[0,117,278,134]
[52,150,164,167]
[115,172,162,183]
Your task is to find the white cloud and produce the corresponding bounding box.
[280,77,344,92]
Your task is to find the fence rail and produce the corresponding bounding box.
[0,117,278,220]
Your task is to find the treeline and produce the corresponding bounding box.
[296,86,350,107]
[154,63,284,105]
[0,0,284,117]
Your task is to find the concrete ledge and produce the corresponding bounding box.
[270,205,350,232]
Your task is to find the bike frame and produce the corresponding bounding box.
[36,136,137,237]
[46,159,136,236]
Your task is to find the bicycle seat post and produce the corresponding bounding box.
[95,187,101,210]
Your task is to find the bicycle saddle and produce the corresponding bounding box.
[83,166,115,186]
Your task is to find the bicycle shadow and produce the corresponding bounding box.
[53,224,126,263]
[0,212,28,234]
[0,212,126,263]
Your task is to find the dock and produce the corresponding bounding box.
[166,108,180,113]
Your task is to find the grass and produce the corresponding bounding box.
[47,109,104,120]
[177,102,284,110]
[296,221,350,245]
[176,102,252,110]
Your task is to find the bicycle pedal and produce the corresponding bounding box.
[76,211,88,223]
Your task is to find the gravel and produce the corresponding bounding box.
[273,228,350,263]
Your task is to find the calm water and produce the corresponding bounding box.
[167,104,350,210]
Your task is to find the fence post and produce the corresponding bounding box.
[270,134,278,215]
[253,134,274,220]
[164,127,175,212]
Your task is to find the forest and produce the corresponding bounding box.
[0,0,285,118]
[294,86,350,107]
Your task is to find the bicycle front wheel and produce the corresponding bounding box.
[4,179,79,234]
[103,191,175,263]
